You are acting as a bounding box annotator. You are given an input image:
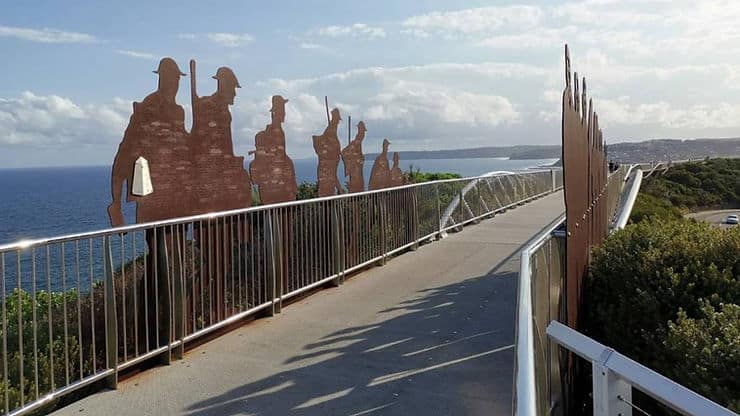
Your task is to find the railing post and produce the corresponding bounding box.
[410,188,420,251]
[265,210,281,316]
[435,183,445,239]
[330,200,345,286]
[551,169,556,191]
[592,350,632,416]
[172,229,185,360]
[154,228,172,365]
[379,194,388,266]
[103,236,118,389]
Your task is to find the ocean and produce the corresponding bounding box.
[0,157,557,245]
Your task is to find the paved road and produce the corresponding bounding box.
[52,192,565,416]
[686,209,739,229]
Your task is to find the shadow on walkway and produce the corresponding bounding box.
[183,267,518,416]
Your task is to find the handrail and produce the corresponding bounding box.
[0,169,558,252]
[438,170,514,230]
[513,214,565,416]
[547,321,738,416]
[612,168,642,230]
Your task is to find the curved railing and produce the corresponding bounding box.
[513,165,629,416]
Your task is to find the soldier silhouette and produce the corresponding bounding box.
[312,108,344,197]
[108,57,192,227]
[341,121,366,193]
[390,151,404,187]
[250,95,297,204]
[369,139,392,190]
[108,57,194,350]
[190,61,252,212]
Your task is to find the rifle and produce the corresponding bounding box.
[190,59,197,117]
[324,96,330,125]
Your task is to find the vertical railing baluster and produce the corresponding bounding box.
[264,210,277,316]
[120,234,126,362]
[75,240,82,380]
[330,200,343,287]
[173,224,184,360]
[132,232,138,358]
[46,245,54,393]
[61,243,69,387]
[89,239,95,376]
[103,236,117,389]
[1,252,8,414]
[16,251,23,407]
[31,248,38,400]
[435,183,442,239]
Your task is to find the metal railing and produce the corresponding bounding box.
[611,168,643,230]
[547,322,738,416]
[514,214,566,416]
[512,164,738,415]
[513,166,628,416]
[0,169,561,416]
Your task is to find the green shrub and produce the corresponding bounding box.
[296,181,318,200]
[664,301,740,410]
[629,193,683,223]
[405,165,461,183]
[583,217,740,411]
[640,158,740,210]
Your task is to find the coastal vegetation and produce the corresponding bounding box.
[582,159,740,412]
[643,158,738,208]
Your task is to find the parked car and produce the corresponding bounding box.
[726,214,739,225]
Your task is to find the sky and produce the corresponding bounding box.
[1,0,740,168]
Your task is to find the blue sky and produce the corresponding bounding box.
[1,0,740,167]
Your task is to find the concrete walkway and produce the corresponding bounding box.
[52,192,564,416]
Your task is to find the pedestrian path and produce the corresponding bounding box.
[52,191,564,416]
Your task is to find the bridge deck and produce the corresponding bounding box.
[53,192,564,416]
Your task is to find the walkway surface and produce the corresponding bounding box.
[53,192,564,416]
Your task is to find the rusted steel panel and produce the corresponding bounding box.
[341,121,367,193]
[313,108,345,197]
[108,58,253,227]
[369,139,393,190]
[251,95,298,204]
[561,45,613,328]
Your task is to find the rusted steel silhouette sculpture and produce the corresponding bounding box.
[108,58,252,226]
[561,45,609,329]
[108,58,192,226]
[369,139,392,190]
[190,60,252,212]
[313,108,345,197]
[341,121,367,193]
[108,57,194,349]
[251,95,298,204]
[390,152,404,187]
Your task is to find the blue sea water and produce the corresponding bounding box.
[0,157,556,245]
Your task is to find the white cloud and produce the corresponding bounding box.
[402,6,543,38]
[0,92,129,147]
[178,32,255,47]
[597,97,740,130]
[317,23,386,39]
[0,25,96,43]
[299,42,331,52]
[249,62,528,153]
[206,32,255,47]
[116,50,156,60]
